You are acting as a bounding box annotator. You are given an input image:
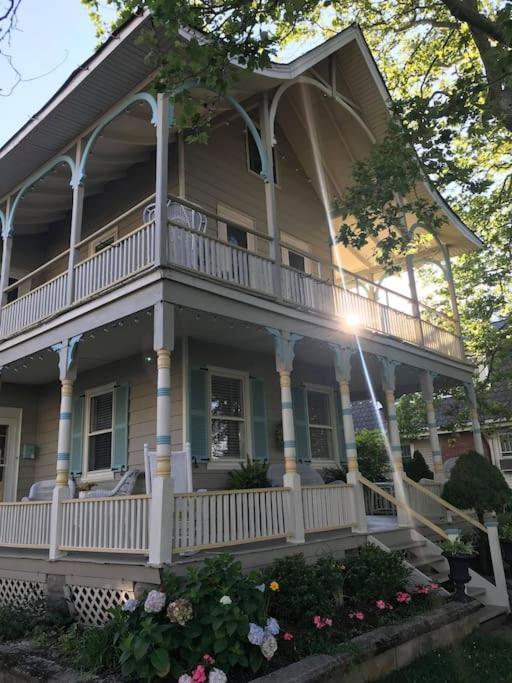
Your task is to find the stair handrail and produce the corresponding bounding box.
[403,474,487,534]
[359,476,449,540]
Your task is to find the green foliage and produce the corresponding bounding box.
[442,451,510,521]
[404,450,433,482]
[264,554,345,626]
[320,467,347,484]
[343,544,411,605]
[439,538,476,557]
[117,555,270,679]
[355,429,389,482]
[396,393,428,442]
[0,605,34,642]
[227,462,270,490]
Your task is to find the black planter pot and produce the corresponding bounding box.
[442,552,473,602]
[500,539,512,566]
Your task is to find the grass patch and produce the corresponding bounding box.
[381,633,512,682]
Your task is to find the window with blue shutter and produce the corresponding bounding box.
[250,378,268,462]
[292,386,311,463]
[189,368,209,462]
[112,384,129,471]
[70,396,85,476]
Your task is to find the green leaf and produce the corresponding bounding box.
[150,648,171,677]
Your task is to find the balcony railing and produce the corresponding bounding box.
[0,195,464,360]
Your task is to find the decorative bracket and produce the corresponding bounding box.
[378,357,400,393]
[329,343,356,384]
[51,334,82,381]
[266,328,302,373]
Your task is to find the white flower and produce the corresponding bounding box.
[178,675,192,683]
[255,583,266,593]
[248,622,264,646]
[144,590,166,613]
[208,668,227,683]
[219,595,232,606]
[260,634,278,661]
[122,598,139,612]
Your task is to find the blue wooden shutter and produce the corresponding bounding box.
[250,378,268,462]
[189,368,209,462]
[70,395,85,477]
[292,386,311,463]
[112,384,129,471]
[334,390,347,465]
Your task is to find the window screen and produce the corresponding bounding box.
[88,391,113,471]
[210,375,245,460]
[307,390,333,460]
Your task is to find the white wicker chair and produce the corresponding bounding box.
[22,478,76,501]
[81,469,141,499]
[144,443,193,494]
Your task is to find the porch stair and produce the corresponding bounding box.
[361,476,510,626]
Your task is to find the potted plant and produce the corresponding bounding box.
[440,538,476,602]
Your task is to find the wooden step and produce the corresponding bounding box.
[467,586,486,599]
[387,540,427,552]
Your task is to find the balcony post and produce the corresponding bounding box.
[331,344,367,533]
[66,141,84,306]
[405,254,425,347]
[464,381,485,456]
[420,370,445,482]
[260,93,282,302]
[154,93,171,267]
[49,336,80,561]
[148,301,174,566]
[267,328,304,543]
[378,357,409,526]
[0,197,13,314]
[442,244,464,356]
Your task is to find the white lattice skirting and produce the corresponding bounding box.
[66,584,133,626]
[0,577,46,609]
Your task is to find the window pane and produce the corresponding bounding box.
[307,391,330,426]
[288,250,306,272]
[500,433,512,454]
[90,392,113,432]
[89,432,112,471]
[94,236,115,253]
[211,420,243,459]
[310,428,332,460]
[227,226,248,249]
[211,376,243,418]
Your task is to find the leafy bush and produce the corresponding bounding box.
[264,555,344,626]
[54,616,122,673]
[442,451,509,523]
[344,545,410,605]
[404,450,433,482]
[228,463,270,489]
[321,467,347,484]
[355,429,390,481]
[0,605,33,641]
[116,555,278,680]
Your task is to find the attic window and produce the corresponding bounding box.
[246,125,279,183]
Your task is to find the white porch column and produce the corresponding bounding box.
[420,370,445,482]
[154,93,171,267]
[260,93,282,301]
[49,336,80,561]
[464,381,485,456]
[331,344,367,533]
[268,328,304,543]
[0,234,13,309]
[66,142,85,305]
[148,301,174,566]
[405,254,425,347]
[379,357,409,526]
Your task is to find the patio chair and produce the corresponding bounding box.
[143,443,193,494]
[22,478,76,502]
[80,469,141,499]
[267,463,326,487]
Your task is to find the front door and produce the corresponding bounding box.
[0,409,22,502]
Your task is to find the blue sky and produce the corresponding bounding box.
[0,0,114,147]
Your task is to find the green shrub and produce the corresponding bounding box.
[442,451,510,523]
[404,450,433,482]
[321,467,347,483]
[0,605,33,641]
[355,429,390,481]
[227,463,270,489]
[344,544,410,604]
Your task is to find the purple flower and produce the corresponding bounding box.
[144,590,166,613]
[265,617,280,636]
[122,598,139,613]
[248,622,264,646]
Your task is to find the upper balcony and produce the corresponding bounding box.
[0,194,464,361]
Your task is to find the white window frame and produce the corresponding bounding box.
[207,366,252,471]
[82,383,116,482]
[244,125,280,186]
[305,384,338,467]
[89,227,118,257]
[217,203,256,252]
[281,231,320,277]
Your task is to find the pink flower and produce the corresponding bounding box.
[349,611,365,621]
[386,603,394,610]
[202,654,215,665]
[430,583,439,590]
[283,632,294,641]
[416,585,430,595]
[313,615,332,629]
[192,665,207,683]
[376,600,387,610]
[396,592,411,604]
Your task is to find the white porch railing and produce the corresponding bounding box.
[74,221,155,302]
[173,487,290,552]
[302,484,356,533]
[0,501,51,548]
[403,478,447,520]
[364,481,397,516]
[0,272,68,338]
[168,224,275,296]
[60,495,150,553]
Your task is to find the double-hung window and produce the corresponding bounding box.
[499,432,512,471]
[210,372,247,462]
[281,232,320,277]
[306,387,334,461]
[85,386,114,473]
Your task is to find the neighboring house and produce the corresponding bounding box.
[0,15,488,615]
